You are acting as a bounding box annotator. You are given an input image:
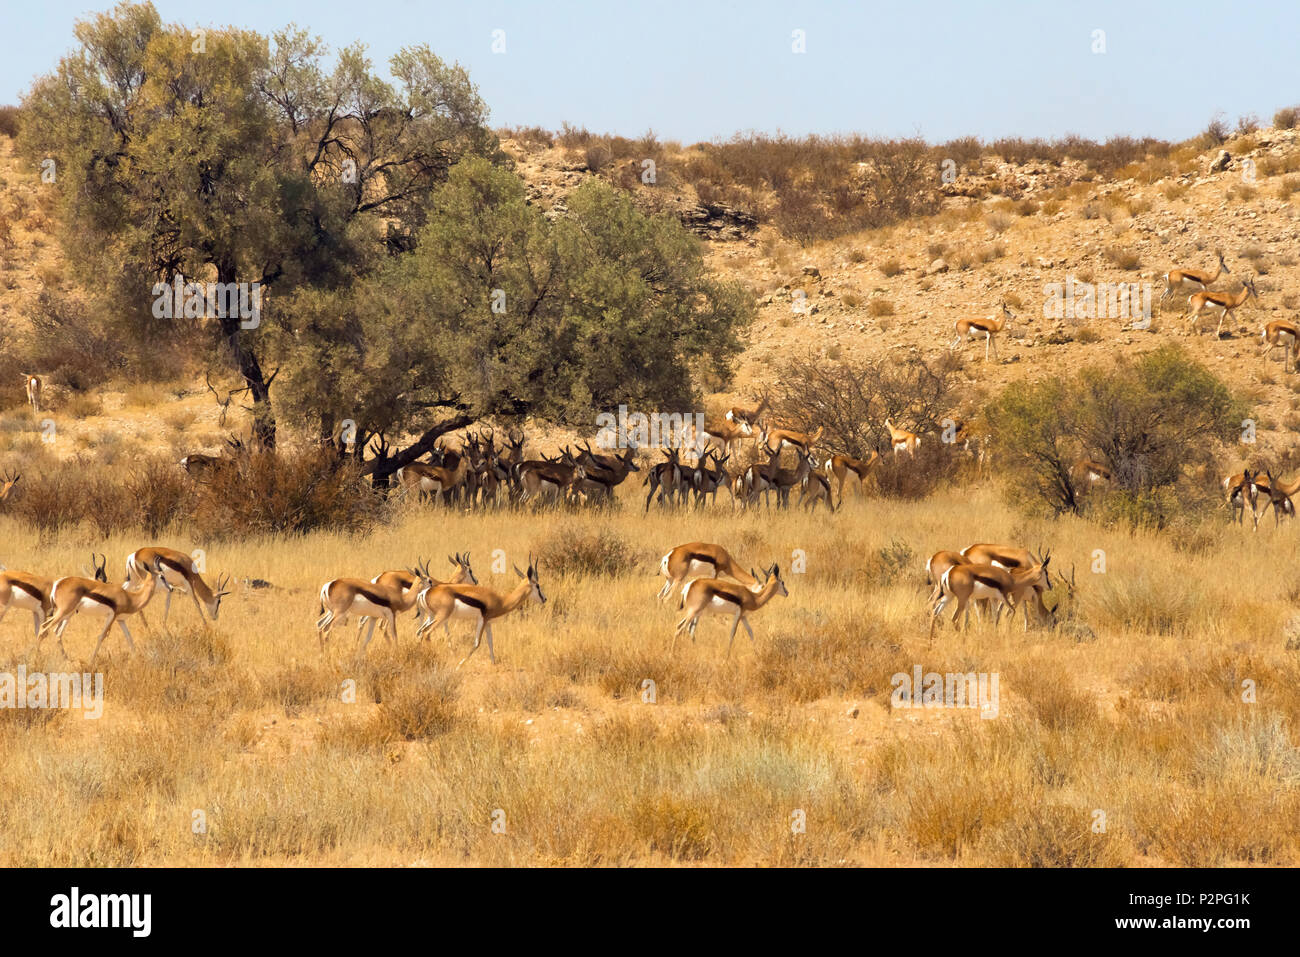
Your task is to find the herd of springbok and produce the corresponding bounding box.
[0,245,1293,666]
[0,546,229,664]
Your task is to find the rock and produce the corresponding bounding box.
[802,266,822,279]
[927,257,949,275]
[846,706,860,719]
[1209,150,1232,173]
[680,201,758,240]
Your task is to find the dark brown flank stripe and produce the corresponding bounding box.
[159,554,189,574]
[972,573,1007,590]
[84,590,117,608]
[683,553,718,569]
[709,588,743,605]
[354,584,394,608]
[11,579,44,601]
[450,591,488,613]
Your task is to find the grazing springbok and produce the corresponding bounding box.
[413,556,546,667]
[36,558,170,662]
[126,546,230,626]
[726,391,770,430]
[1072,458,1113,488]
[673,563,788,655]
[759,423,823,457]
[924,550,971,616]
[657,542,757,601]
[1161,251,1228,304]
[930,552,1053,637]
[1251,471,1300,530]
[695,419,751,458]
[959,543,1054,625]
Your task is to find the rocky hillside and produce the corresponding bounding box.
[4,127,1300,462]
[502,130,1300,460]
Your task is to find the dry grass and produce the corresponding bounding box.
[0,480,1297,865]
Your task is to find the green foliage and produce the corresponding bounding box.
[18,2,498,442]
[276,158,753,437]
[986,345,1245,524]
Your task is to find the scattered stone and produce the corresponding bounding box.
[1209,150,1232,173]
[927,257,949,275]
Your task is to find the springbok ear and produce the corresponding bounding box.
[513,564,525,578]
[773,563,780,578]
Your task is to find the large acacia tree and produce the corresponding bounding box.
[274,158,753,482]
[19,1,497,446]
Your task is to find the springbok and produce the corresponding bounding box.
[1261,320,1300,372]
[930,552,1053,636]
[0,469,19,504]
[36,559,170,662]
[355,554,477,643]
[1224,469,1258,527]
[413,555,546,667]
[1161,251,1229,304]
[950,302,1013,361]
[1188,278,1257,338]
[673,563,788,655]
[126,546,230,626]
[22,374,42,414]
[0,553,108,639]
[884,418,920,456]
[657,542,757,601]
[823,452,878,505]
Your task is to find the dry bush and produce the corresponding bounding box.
[537,527,637,577]
[772,351,964,459]
[879,258,904,277]
[189,446,384,539]
[1104,246,1141,270]
[0,105,19,138]
[263,664,339,718]
[23,290,127,389]
[10,454,188,537]
[868,299,894,317]
[985,211,1013,234]
[872,441,968,499]
[500,125,554,149]
[1199,112,1230,148]
[984,802,1128,867]
[62,391,103,418]
[1275,106,1300,129]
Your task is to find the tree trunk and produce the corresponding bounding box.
[362,414,475,486]
[217,263,277,449]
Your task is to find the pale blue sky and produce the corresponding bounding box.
[2,1,1297,144]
